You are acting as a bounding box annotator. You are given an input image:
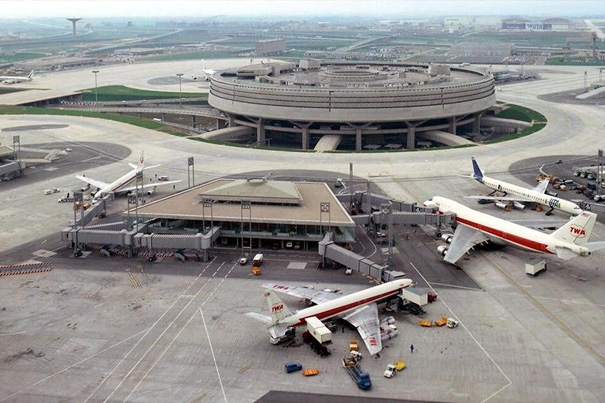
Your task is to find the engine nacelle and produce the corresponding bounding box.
[437,245,449,256]
[146,187,156,196]
[512,201,525,210]
[381,329,399,342]
[495,201,512,211]
[441,234,453,244]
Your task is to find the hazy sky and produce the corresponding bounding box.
[1,0,602,19]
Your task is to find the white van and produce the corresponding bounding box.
[253,254,264,266]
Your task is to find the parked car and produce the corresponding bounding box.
[285,241,293,248]
[345,267,353,275]
[239,256,249,265]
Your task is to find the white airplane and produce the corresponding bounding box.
[246,279,412,356]
[424,196,605,265]
[192,60,216,81]
[467,157,583,216]
[0,70,34,84]
[75,153,181,203]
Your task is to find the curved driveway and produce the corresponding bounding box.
[0,60,604,250]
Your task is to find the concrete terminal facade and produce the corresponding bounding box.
[133,178,356,249]
[209,60,496,150]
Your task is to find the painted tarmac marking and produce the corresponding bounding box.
[0,327,150,402]
[102,262,225,403]
[483,254,605,367]
[125,262,237,401]
[83,258,216,403]
[200,308,228,403]
[409,261,512,403]
[428,282,482,291]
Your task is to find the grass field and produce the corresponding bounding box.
[545,58,605,66]
[0,52,47,63]
[143,50,235,62]
[81,85,206,102]
[496,103,547,123]
[0,105,182,135]
[484,123,546,144]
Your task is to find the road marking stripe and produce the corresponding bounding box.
[409,261,512,403]
[200,308,228,403]
[483,254,605,367]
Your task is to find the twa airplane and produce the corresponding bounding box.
[246,279,412,355]
[0,70,34,84]
[425,196,605,265]
[192,60,216,81]
[467,157,583,216]
[76,153,180,203]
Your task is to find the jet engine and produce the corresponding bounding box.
[441,234,453,244]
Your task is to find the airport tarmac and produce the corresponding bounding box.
[1,62,605,402]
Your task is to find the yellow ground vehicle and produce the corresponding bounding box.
[394,361,406,371]
[252,266,261,275]
[302,368,319,376]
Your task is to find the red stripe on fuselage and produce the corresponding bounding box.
[290,287,407,328]
[456,216,553,254]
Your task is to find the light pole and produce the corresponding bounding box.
[92,70,99,104]
[176,73,184,108]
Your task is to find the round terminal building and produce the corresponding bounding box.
[208,60,495,150]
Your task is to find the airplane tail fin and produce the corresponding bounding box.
[471,157,483,181]
[533,178,549,194]
[264,290,293,324]
[550,211,596,246]
[28,70,34,79]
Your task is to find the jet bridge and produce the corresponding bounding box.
[62,221,221,260]
[337,191,455,226]
[319,233,402,283]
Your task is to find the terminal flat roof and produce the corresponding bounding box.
[134,179,355,227]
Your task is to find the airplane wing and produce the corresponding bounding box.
[509,219,570,229]
[262,283,341,305]
[533,178,550,194]
[466,195,531,202]
[343,304,382,356]
[117,180,181,194]
[75,175,108,190]
[444,224,490,264]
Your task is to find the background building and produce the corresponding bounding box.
[208,60,495,150]
[255,39,286,56]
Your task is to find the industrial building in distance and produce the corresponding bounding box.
[255,39,286,56]
[208,60,495,150]
[501,17,571,31]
